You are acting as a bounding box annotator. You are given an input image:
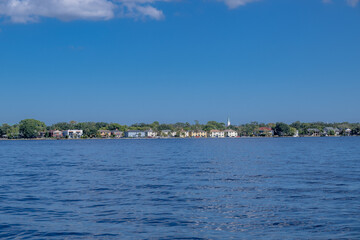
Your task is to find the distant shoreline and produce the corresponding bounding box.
[0,136,355,141]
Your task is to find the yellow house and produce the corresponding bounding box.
[190,130,207,138]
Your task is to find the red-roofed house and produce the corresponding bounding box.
[258,127,273,136]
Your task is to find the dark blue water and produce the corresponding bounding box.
[0,138,359,239]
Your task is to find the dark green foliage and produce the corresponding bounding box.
[274,122,291,136]
[203,121,226,132]
[19,119,46,138]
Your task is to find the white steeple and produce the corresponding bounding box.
[227,117,231,127]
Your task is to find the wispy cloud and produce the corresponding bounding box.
[346,0,359,7]
[0,0,358,24]
[119,1,165,20]
[0,0,115,23]
[0,0,169,23]
[218,0,259,9]
[320,0,358,7]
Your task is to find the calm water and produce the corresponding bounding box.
[0,138,359,239]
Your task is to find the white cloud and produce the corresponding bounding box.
[118,1,165,20]
[0,0,358,24]
[0,0,116,23]
[218,0,259,9]
[0,0,169,23]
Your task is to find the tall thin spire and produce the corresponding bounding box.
[227,117,231,127]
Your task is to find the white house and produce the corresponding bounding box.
[180,130,189,138]
[145,129,157,138]
[209,130,225,138]
[63,130,83,139]
[344,128,352,136]
[224,129,238,137]
[161,130,176,137]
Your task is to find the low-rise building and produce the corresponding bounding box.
[145,129,157,138]
[323,127,340,136]
[258,127,273,136]
[190,130,207,138]
[344,128,352,136]
[125,130,146,138]
[160,130,176,137]
[49,130,63,138]
[209,129,225,138]
[161,130,171,137]
[307,128,320,136]
[179,130,189,138]
[98,130,111,138]
[224,129,238,137]
[63,130,83,139]
[111,130,123,138]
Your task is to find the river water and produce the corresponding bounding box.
[0,138,359,239]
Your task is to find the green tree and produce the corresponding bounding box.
[8,125,20,139]
[19,119,46,138]
[107,123,126,132]
[289,127,297,136]
[0,124,11,137]
[274,122,291,136]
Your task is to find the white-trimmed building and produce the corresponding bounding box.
[63,130,83,139]
[209,129,225,138]
[224,129,238,137]
[145,129,157,138]
[161,130,176,137]
[179,130,189,138]
[344,128,352,136]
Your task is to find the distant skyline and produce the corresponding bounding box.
[1,0,359,125]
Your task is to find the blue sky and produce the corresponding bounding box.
[0,0,359,125]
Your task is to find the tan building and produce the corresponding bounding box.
[49,130,63,138]
[98,130,111,138]
[190,130,207,138]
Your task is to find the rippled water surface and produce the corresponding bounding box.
[0,138,360,239]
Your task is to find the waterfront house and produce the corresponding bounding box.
[179,130,189,138]
[209,130,225,138]
[307,128,320,137]
[145,129,157,138]
[161,130,171,137]
[111,130,123,138]
[125,130,146,138]
[323,127,340,136]
[344,128,352,136]
[49,130,63,138]
[224,129,238,137]
[160,130,176,137]
[98,130,111,138]
[258,127,273,136]
[190,130,207,138]
[63,130,83,139]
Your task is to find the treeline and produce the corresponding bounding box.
[1,119,360,139]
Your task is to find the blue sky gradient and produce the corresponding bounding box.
[0,0,359,125]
